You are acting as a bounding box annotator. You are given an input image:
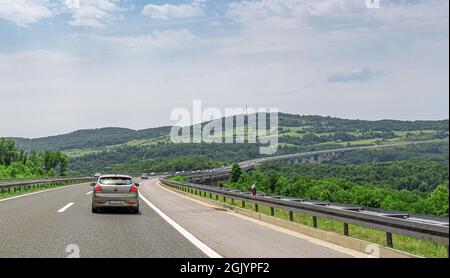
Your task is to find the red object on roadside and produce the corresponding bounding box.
[250,184,257,196]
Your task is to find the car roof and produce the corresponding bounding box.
[99,174,132,179]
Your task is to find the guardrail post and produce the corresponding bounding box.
[344,223,349,236]
[159,178,449,249]
[386,232,393,248]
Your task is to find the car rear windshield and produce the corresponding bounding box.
[99,177,132,185]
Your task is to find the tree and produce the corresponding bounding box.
[230,164,242,183]
[427,184,449,216]
[58,153,69,176]
[43,150,61,172]
[0,138,19,166]
[1,139,70,178]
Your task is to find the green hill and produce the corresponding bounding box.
[11,126,171,152]
[8,113,449,174]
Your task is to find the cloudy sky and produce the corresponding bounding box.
[0,0,448,138]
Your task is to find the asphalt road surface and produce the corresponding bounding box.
[0,178,366,258]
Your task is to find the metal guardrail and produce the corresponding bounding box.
[161,179,449,248]
[159,145,449,249]
[0,176,88,183]
[0,177,95,194]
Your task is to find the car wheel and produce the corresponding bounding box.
[92,207,98,213]
[132,207,139,214]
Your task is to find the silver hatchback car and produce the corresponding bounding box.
[91,175,140,214]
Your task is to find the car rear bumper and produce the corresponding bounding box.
[92,193,139,208]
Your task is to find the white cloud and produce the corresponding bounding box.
[64,0,120,28]
[0,0,122,28]
[142,0,205,20]
[226,0,448,26]
[220,0,448,53]
[0,0,53,26]
[95,29,201,48]
[327,67,383,83]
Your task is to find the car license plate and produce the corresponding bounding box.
[108,200,125,206]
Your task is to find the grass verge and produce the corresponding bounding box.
[173,186,448,258]
[0,181,81,200]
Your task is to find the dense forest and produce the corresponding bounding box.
[257,160,448,193]
[3,113,449,218]
[11,114,449,151]
[109,155,227,173]
[68,143,259,174]
[332,142,449,164]
[278,114,449,132]
[0,138,68,178]
[67,140,449,175]
[221,163,449,217]
[12,126,171,151]
[8,113,448,173]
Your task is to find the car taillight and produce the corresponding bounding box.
[130,185,139,193]
[94,184,103,192]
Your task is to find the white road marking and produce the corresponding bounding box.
[138,189,222,258]
[157,181,368,258]
[0,183,86,203]
[86,191,93,195]
[58,202,74,213]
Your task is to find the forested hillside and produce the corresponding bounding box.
[3,113,449,217]
[221,160,449,216]
[12,126,171,151]
[8,113,449,174]
[259,160,449,193]
[0,138,68,178]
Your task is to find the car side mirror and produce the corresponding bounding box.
[90,182,96,187]
[134,183,140,187]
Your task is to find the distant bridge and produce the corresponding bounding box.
[160,143,449,255]
[186,143,408,184]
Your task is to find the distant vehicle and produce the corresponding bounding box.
[91,175,139,214]
[150,172,156,176]
[141,173,149,179]
[94,173,102,178]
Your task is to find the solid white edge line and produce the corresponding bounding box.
[0,183,86,203]
[138,191,222,258]
[57,202,74,213]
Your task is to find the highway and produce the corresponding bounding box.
[0,178,366,258]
